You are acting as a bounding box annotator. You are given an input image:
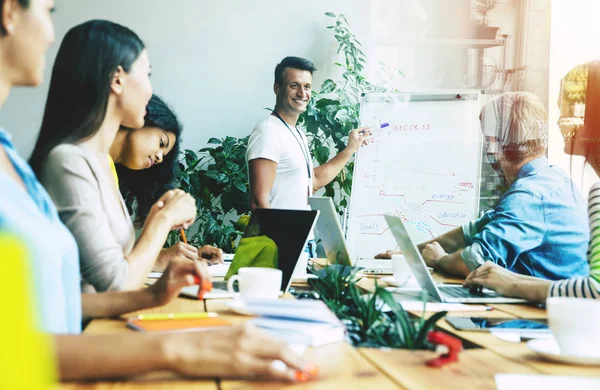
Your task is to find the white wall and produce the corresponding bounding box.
[548,0,600,197]
[0,0,369,157]
[0,0,550,160]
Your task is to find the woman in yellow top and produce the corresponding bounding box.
[109,94,223,270]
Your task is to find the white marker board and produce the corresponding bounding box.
[347,92,483,260]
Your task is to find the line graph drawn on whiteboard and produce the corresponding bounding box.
[347,92,483,260]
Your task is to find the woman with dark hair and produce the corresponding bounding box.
[0,4,311,381]
[113,94,182,225]
[111,94,223,269]
[29,20,200,292]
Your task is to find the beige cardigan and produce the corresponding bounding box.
[39,144,135,292]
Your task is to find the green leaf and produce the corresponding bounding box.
[414,311,448,348]
[325,12,336,17]
[207,138,221,144]
[320,79,337,94]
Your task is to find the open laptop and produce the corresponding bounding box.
[383,214,526,303]
[162,208,319,299]
[309,196,392,274]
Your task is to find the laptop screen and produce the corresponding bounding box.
[231,208,318,291]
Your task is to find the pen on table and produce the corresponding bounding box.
[359,122,389,134]
[136,312,218,321]
[179,229,213,298]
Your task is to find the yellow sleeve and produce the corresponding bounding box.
[107,155,119,187]
[0,234,56,388]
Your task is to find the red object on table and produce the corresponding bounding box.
[425,331,462,368]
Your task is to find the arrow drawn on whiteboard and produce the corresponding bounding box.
[396,163,456,177]
[428,215,459,228]
[361,228,390,236]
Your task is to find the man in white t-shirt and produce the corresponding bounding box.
[246,56,369,257]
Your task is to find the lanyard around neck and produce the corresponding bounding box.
[271,111,312,179]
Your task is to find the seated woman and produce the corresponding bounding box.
[111,94,223,270]
[0,6,310,381]
[464,61,600,302]
[29,16,202,292]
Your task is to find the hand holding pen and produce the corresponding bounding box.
[347,122,389,152]
[180,229,213,299]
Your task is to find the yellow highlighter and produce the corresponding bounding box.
[136,312,218,321]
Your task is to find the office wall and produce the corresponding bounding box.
[0,0,546,159]
[0,0,369,157]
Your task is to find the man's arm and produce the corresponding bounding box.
[376,226,466,259]
[248,158,277,211]
[312,129,368,191]
[421,243,470,278]
[417,226,466,253]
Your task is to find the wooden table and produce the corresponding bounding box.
[59,272,600,390]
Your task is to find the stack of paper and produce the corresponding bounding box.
[242,299,346,347]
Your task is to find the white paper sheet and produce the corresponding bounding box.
[495,374,600,390]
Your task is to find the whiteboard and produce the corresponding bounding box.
[347,92,483,260]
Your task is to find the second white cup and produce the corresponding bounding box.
[227,267,282,299]
[547,297,600,357]
[392,254,412,286]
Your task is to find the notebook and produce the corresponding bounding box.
[127,317,233,333]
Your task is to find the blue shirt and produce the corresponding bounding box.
[0,129,81,334]
[461,157,590,280]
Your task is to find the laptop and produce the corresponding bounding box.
[309,196,392,274]
[383,214,526,303]
[168,208,319,299]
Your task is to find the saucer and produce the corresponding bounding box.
[527,339,600,366]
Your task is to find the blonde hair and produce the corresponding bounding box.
[481,92,548,162]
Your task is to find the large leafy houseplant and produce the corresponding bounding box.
[167,136,250,252]
[309,265,446,348]
[298,12,391,210]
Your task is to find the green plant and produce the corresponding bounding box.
[309,265,447,349]
[168,136,250,252]
[299,12,391,210]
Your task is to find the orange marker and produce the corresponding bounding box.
[179,229,188,244]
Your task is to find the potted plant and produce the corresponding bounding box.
[473,0,501,39]
[308,264,447,349]
[167,136,251,252]
[299,12,398,210]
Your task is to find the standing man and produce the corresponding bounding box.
[246,56,369,257]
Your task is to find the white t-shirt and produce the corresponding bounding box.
[246,115,314,211]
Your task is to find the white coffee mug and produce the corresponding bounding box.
[227,267,282,299]
[547,297,600,357]
[392,254,412,287]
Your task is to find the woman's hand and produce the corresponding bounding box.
[145,190,197,231]
[154,243,199,272]
[463,261,522,297]
[199,245,224,264]
[148,257,209,306]
[164,324,319,382]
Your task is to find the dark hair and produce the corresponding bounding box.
[0,0,30,36]
[274,56,317,85]
[29,19,145,176]
[116,94,182,225]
